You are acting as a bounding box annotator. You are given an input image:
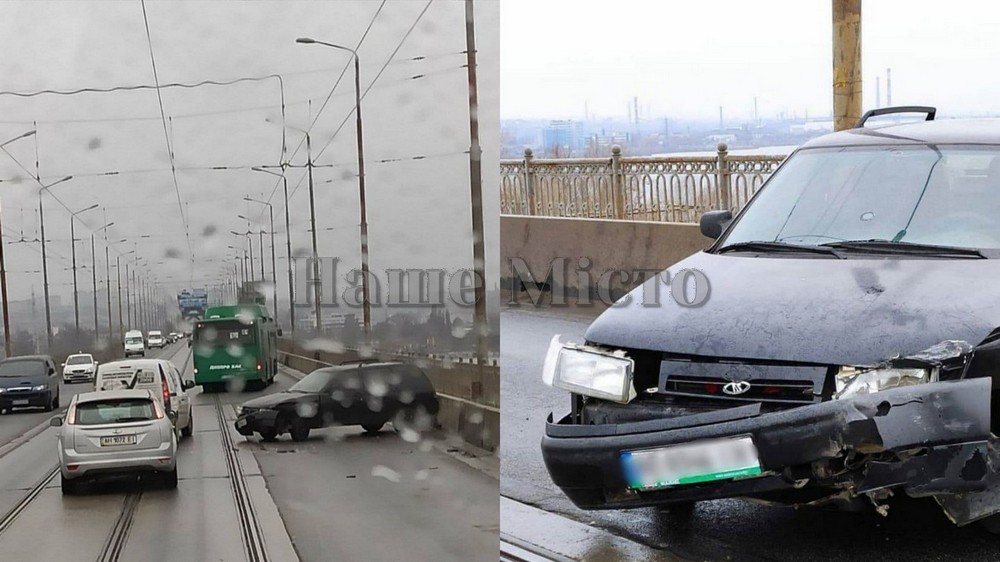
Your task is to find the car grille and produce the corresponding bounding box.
[661,375,815,404]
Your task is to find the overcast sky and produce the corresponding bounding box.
[501,0,1000,121]
[0,0,498,318]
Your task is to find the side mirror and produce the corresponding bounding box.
[49,367,55,375]
[188,339,193,347]
[182,380,195,391]
[700,210,733,239]
[277,328,284,336]
[49,416,63,427]
[168,409,179,423]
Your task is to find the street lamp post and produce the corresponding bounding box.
[242,198,278,322]
[69,204,98,338]
[296,37,371,335]
[89,222,112,340]
[250,168,294,334]
[0,130,37,357]
[38,175,73,352]
[116,248,133,339]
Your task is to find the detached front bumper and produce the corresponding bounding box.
[542,378,1000,525]
[234,409,279,436]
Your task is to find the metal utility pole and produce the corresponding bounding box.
[116,256,123,339]
[91,234,98,338]
[242,197,279,321]
[125,264,131,327]
[37,175,72,352]
[832,0,862,131]
[0,200,10,357]
[306,133,322,331]
[465,0,489,369]
[249,169,295,333]
[71,219,79,335]
[105,241,112,337]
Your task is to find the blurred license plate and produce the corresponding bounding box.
[235,418,248,429]
[12,399,28,406]
[100,435,137,446]
[621,436,761,490]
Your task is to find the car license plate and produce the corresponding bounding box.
[235,418,248,429]
[12,399,28,406]
[100,435,137,446]
[621,436,762,491]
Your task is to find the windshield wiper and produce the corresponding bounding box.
[716,241,844,258]
[820,240,986,258]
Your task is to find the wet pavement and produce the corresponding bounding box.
[500,307,1000,561]
[0,341,498,561]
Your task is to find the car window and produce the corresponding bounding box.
[0,360,46,376]
[75,399,157,425]
[66,355,93,365]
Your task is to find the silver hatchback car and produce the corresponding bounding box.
[51,389,178,494]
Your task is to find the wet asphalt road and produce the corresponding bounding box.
[0,341,498,561]
[501,307,1000,561]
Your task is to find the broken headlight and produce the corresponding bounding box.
[542,336,635,403]
[833,366,936,399]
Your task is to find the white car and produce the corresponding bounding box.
[147,331,165,349]
[124,330,145,357]
[94,359,196,438]
[62,353,97,384]
[51,389,177,494]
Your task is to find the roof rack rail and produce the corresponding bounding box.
[855,106,936,128]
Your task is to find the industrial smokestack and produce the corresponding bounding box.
[886,67,892,106]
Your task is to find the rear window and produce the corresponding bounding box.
[195,320,255,346]
[75,399,157,425]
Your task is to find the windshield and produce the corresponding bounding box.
[125,337,143,345]
[0,360,46,377]
[75,399,156,425]
[722,145,1000,251]
[66,355,93,365]
[288,369,341,393]
[195,320,255,347]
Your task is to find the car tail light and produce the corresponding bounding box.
[161,377,171,413]
[256,362,262,371]
[65,405,77,425]
[66,464,79,471]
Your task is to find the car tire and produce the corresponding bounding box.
[181,414,193,438]
[43,394,54,412]
[161,468,178,489]
[61,475,78,496]
[53,393,59,409]
[259,428,278,442]
[362,423,384,434]
[289,418,310,442]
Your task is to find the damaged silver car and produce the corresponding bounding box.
[540,107,1000,531]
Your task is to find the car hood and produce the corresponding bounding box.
[585,251,1000,366]
[0,374,47,388]
[241,392,305,410]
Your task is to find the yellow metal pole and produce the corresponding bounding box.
[832,0,862,131]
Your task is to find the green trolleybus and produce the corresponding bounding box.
[192,304,279,391]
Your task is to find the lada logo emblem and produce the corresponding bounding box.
[722,380,751,395]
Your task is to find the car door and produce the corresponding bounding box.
[47,359,58,392]
[359,366,398,425]
[171,363,191,426]
[322,368,367,425]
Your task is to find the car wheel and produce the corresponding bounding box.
[61,475,78,495]
[362,423,384,434]
[258,428,278,442]
[289,418,310,442]
[53,392,60,409]
[43,394,54,412]
[160,468,178,489]
[181,414,193,438]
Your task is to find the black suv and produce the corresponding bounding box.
[541,107,1000,531]
[0,355,61,413]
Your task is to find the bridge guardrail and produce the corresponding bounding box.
[501,144,787,223]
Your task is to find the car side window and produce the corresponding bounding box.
[329,369,362,395]
[158,363,177,394]
[361,366,400,398]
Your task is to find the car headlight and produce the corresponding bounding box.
[834,366,935,399]
[542,336,635,403]
[32,384,48,391]
[0,388,6,394]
